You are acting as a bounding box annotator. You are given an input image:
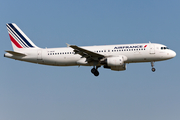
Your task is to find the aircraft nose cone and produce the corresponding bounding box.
[170,50,176,58]
[172,51,176,57]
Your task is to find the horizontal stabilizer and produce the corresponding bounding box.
[5,51,26,56]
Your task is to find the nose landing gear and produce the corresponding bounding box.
[91,66,100,76]
[152,67,156,72]
[151,62,156,72]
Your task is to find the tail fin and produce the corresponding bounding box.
[6,23,39,51]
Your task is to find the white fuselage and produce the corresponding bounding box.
[5,43,176,66]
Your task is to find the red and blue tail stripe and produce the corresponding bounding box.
[6,23,34,48]
[9,33,23,48]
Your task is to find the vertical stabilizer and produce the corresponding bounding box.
[6,23,39,51]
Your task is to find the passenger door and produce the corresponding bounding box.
[149,44,155,54]
[37,50,42,60]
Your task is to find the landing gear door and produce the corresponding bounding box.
[149,44,155,54]
[37,50,42,60]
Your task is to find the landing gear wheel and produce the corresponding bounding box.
[91,67,100,76]
[94,70,99,76]
[151,62,156,72]
[91,68,96,74]
[152,68,156,72]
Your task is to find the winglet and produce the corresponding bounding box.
[66,43,71,48]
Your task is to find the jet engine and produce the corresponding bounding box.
[100,55,127,71]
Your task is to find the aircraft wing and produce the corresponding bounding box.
[66,43,104,61]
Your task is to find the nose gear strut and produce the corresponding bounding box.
[151,61,156,72]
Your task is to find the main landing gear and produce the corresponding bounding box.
[151,61,156,72]
[91,66,100,76]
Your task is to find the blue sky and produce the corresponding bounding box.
[0,0,179,120]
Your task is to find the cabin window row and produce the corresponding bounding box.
[95,48,146,53]
[112,48,146,52]
[48,48,146,55]
[48,52,74,55]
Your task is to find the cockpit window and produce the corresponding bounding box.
[161,47,169,50]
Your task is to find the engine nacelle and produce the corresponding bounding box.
[110,64,126,71]
[107,55,127,67]
[101,55,127,71]
[107,56,123,66]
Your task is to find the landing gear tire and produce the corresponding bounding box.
[91,68,96,74]
[152,68,156,72]
[91,67,100,76]
[94,70,99,76]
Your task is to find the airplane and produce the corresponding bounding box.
[4,23,176,76]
